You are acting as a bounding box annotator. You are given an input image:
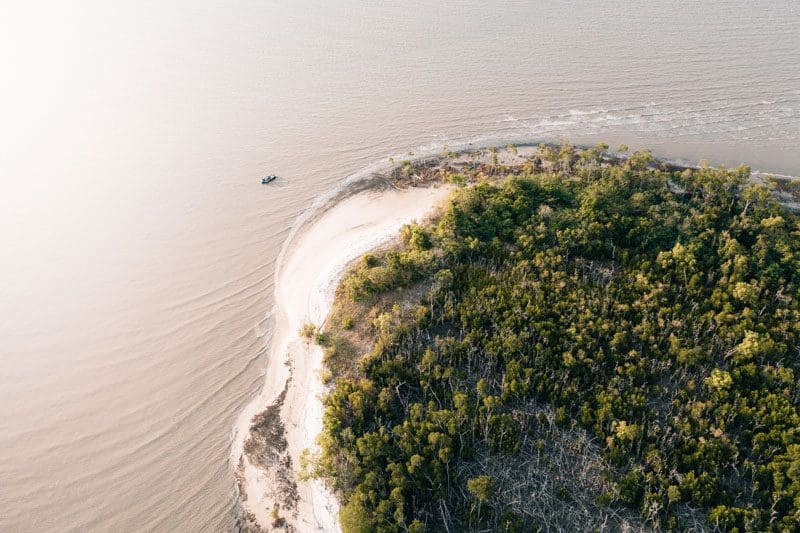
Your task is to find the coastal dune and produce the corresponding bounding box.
[233,185,451,531]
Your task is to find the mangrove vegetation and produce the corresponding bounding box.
[313,143,800,532]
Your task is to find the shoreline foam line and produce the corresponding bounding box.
[231,185,451,531]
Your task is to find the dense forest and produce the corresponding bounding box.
[311,143,800,532]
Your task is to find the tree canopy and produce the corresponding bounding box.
[316,145,800,532]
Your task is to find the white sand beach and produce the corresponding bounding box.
[233,185,451,531]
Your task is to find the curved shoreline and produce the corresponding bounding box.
[229,139,799,531]
[231,185,451,531]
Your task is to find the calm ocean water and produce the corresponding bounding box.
[1,1,798,530]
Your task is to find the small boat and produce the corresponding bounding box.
[261,175,277,184]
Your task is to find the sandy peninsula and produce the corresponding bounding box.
[233,184,451,531]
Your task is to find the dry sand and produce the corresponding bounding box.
[232,185,451,531]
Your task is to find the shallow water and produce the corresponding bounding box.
[1,1,798,530]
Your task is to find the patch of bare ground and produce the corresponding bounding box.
[234,457,248,502]
[235,510,264,533]
[387,146,547,190]
[242,381,299,528]
[235,506,294,533]
[453,404,709,532]
[318,248,437,380]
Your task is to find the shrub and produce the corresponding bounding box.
[299,322,317,338]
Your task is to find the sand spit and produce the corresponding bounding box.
[233,185,451,531]
[230,141,800,532]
